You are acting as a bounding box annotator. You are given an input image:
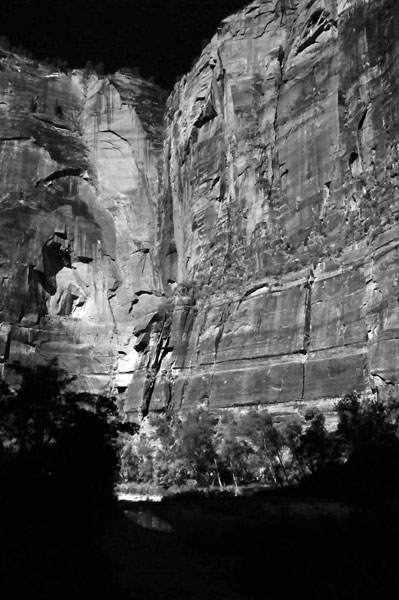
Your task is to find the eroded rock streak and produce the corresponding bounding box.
[1,0,399,417]
[127,0,399,416]
[0,54,167,392]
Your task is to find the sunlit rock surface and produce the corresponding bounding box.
[127,0,399,417]
[1,0,399,418]
[0,52,167,392]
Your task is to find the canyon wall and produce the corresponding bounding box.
[0,52,167,392]
[1,0,399,418]
[127,0,399,417]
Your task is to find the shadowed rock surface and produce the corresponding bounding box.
[1,0,399,417]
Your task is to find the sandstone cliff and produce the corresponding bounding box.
[1,0,399,418]
[0,52,167,392]
[126,0,399,417]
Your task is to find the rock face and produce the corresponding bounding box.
[1,0,399,417]
[126,0,399,417]
[0,52,167,392]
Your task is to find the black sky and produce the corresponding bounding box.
[2,0,251,89]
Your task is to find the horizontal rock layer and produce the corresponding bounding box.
[1,0,399,419]
[127,0,399,416]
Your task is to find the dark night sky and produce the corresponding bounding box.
[2,0,251,89]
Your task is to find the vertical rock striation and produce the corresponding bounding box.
[126,0,399,417]
[0,51,167,392]
[1,0,399,418]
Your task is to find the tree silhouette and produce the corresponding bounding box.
[0,361,119,539]
[0,362,124,597]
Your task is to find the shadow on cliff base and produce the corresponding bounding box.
[112,392,399,600]
[2,368,399,599]
[107,435,399,599]
[111,481,399,600]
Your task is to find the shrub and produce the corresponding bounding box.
[116,391,399,500]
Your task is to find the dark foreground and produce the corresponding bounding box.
[2,488,399,600]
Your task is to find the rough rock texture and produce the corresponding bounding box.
[1,0,399,418]
[127,0,399,417]
[0,52,167,392]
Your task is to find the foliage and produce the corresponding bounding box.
[117,391,399,500]
[335,391,399,455]
[215,413,253,486]
[119,407,297,491]
[295,408,335,473]
[174,408,217,485]
[0,362,72,452]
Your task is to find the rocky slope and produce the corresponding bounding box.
[1,0,399,418]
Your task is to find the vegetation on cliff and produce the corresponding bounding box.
[2,362,399,505]
[118,391,399,501]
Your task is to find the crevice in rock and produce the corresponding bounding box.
[128,298,139,314]
[32,114,71,131]
[358,107,368,130]
[107,295,118,333]
[303,278,313,352]
[296,9,336,54]
[76,255,93,264]
[267,44,285,228]
[35,167,83,187]
[135,290,155,297]
[301,275,313,399]
[245,5,261,16]
[210,175,220,191]
[131,246,150,255]
[54,101,63,119]
[280,167,289,178]
[0,136,33,142]
[100,129,130,146]
[194,98,217,129]
[101,250,116,263]
[371,372,396,386]
[18,303,25,324]
[142,311,172,416]
[243,282,270,298]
